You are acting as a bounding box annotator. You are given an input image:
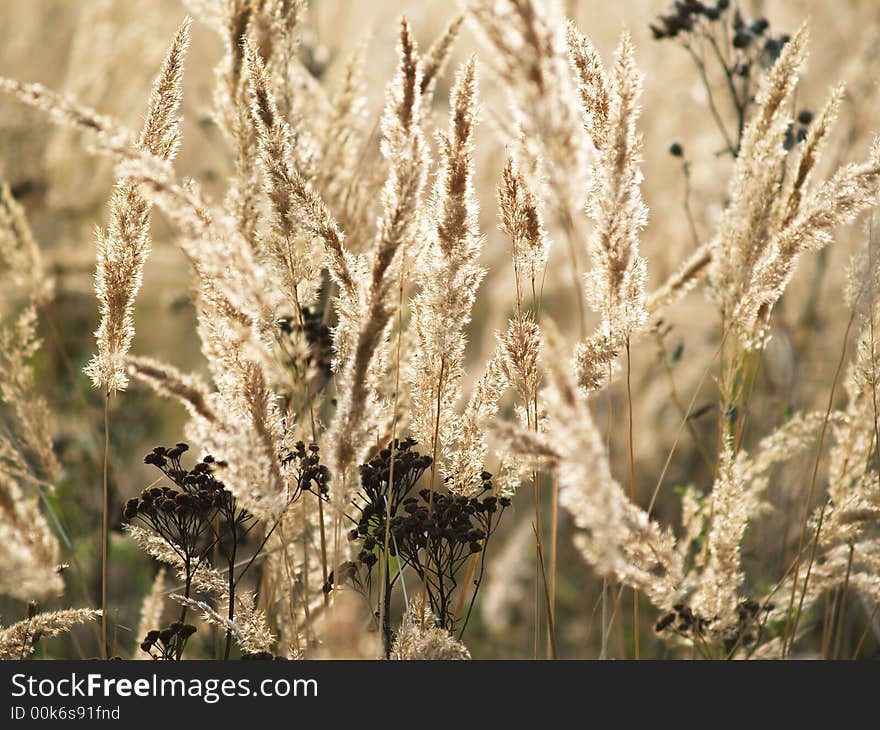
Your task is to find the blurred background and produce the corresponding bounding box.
[1,0,879,658]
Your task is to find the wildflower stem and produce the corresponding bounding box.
[421,356,447,626]
[380,249,406,655]
[832,543,854,659]
[550,475,558,656]
[783,309,856,655]
[679,158,700,248]
[853,600,880,658]
[560,210,587,340]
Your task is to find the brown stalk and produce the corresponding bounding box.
[101,391,110,659]
[782,309,856,656]
[853,601,880,658]
[832,544,855,659]
[625,339,639,659]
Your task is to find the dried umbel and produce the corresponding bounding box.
[651,1,793,159]
[0,471,63,602]
[281,439,332,500]
[385,487,507,627]
[654,598,775,658]
[133,568,167,659]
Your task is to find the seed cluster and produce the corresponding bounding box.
[125,443,258,659]
[282,440,331,499]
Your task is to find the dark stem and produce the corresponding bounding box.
[382,555,393,658]
[101,391,111,659]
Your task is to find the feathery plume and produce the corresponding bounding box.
[499,324,682,609]
[318,35,369,209]
[244,39,323,309]
[778,85,845,229]
[242,38,359,349]
[466,0,591,214]
[738,141,880,346]
[127,524,274,653]
[566,22,611,151]
[125,355,216,424]
[499,155,551,287]
[0,76,135,157]
[691,440,750,630]
[391,598,471,660]
[646,244,711,317]
[0,609,100,660]
[447,340,509,496]
[421,15,465,99]
[172,592,274,655]
[824,250,880,544]
[137,18,191,162]
[708,26,808,335]
[0,306,59,481]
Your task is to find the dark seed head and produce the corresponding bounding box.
[797,109,814,125]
